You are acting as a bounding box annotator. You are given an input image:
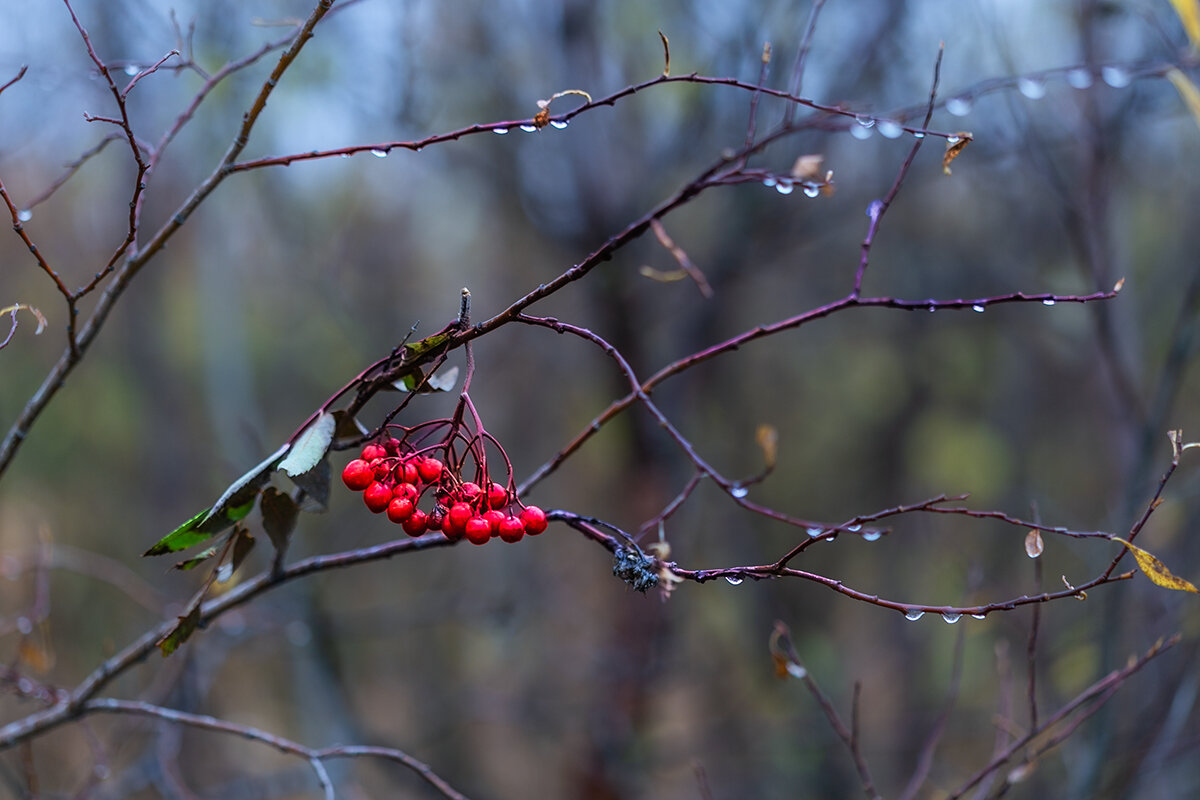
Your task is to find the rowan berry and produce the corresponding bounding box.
[361,443,388,461]
[486,482,509,510]
[482,509,506,537]
[426,506,445,531]
[363,482,393,513]
[464,516,492,545]
[386,496,415,523]
[458,482,482,505]
[400,460,420,486]
[402,509,429,537]
[392,482,419,503]
[498,515,525,543]
[342,459,375,491]
[416,456,444,484]
[447,502,473,533]
[520,505,548,535]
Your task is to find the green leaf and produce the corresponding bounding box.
[200,443,289,531]
[279,412,335,477]
[156,605,202,657]
[144,508,210,557]
[173,545,220,571]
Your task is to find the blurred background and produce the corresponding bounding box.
[1,0,1199,797]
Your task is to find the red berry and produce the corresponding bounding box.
[498,515,525,543]
[426,507,445,531]
[386,496,415,523]
[400,460,420,486]
[486,482,509,510]
[383,437,403,456]
[402,509,429,537]
[371,459,391,481]
[482,509,505,537]
[464,516,492,545]
[520,505,548,535]
[458,482,482,505]
[447,502,473,533]
[361,443,387,461]
[416,457,444,484]
[392,482,419,503]
[342,459,374,491]
[363,482,393,513]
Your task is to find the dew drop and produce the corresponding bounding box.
[370,148,388,158]
[492,127,509,135]
[17,209,32,222]
[825,533,838,542]
[762,176,778,188]
[16,616,33,635]
[942,612,962,624]
[847,524,862,532]
[912,131,926,139]
[124,64,139,76]
[972,304,985,313]
[1017,77,1046,99]
[730,485,749,498]
[1067,68,1094,89]
[904,609,925,621]
[866,200,883,221]
[519,124,538,132]
[946,96,972,117]
[849,124,873,140]
[928,304,937,313]
[946,135,962,145]
[971,613,987,620]
[550,119,569,129]
[1042,298,1056,306]
[725,576,744,586]
[855,114,875,128]
[775,181,795,195]
[802,184,820,198]
[806,527,824,538]
[1101,66,1131,88]
[862,530,882,542]
[786,662,807,679]
[877,120,903,139]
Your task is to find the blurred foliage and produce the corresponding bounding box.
[2,0,1200,798]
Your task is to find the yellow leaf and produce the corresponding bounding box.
[1169,0,1200,49]
[1166,68,1200,132]
[943,132,973,175]
[756,424,779,470]
[1112,537,1199,593]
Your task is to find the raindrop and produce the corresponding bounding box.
[730,485,749,498]
[17,209,32,222]
[866,200,884,221]
[1067,68,1094,89]
[971,613,987,620]
[519,124,538,132]
[786,662,808,679]
[340,153,351,158]
[802,184,820,198]
[847,524,862,532]
[928,304,937,313]
[1101,66,1131,88]
[762,176,778,188]
[946,135,962,145]
[1042,299,1056,306]
[492,127,509,135]
[775,181,795,195]
[912,131,926,139]
[942,612,962,624]
[862,530,882,542]
[16,616,32,635]
[972,304,985,313]
[854,114,875,128]
[849,124,873,140]
[550,119,569,129]
[946,96,972,117]
[725,576,744,586]
[876,120,903,139]
[370,148,388,158]
[1017,77,1046,99]
[806,527,824,538]
[904,609,925,621]
[124,64,139,76]
[825,533,838,542]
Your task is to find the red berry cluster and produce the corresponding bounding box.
[341,437,548,544]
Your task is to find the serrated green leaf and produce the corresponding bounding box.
[173,545,220,571]
[157,605,201,657]
[144,508,210,557]
[279,412,335,477]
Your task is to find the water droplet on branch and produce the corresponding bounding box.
[1042,299,1056,306]
[854,115,875,128]
[1017,78,1046,99]
[762,176,778,188]
[877,120,903,139]
[1101,66,1131,88]
[972,304,985,313]
[850,124,873,140]
[904,609,925,621]
[802,184,820,198]
[17,209,32,222]
[550,119,569,129]
[725,576,744,585]
[370,149,388,158]
[806,527,824,538]
[492,127,509,135]
[942,612,962,624]
[1067,69,1094,89]
[946,96,972,116]
[912,131,926,139]
[124,64,139,76]
[519,124,538,132]
[774,181,795,195]
[862,530,882,542]
[730,485,749,498]
[970,613,987,620]
[786,662,807,679]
